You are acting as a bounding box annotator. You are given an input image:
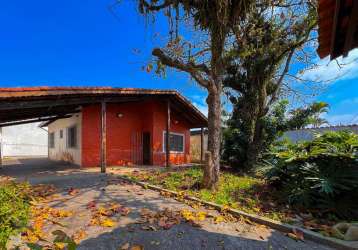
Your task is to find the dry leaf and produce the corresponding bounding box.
[101,218,115,227]
[292,228,304,241]
[214,216,225,224]
[120,242,130,250]
[131,245,144,250]
[72,229,87,244]
[87,201,96,210]
[54,242,66,249]
[68,187,79,196]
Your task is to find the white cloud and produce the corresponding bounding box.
[299,49,358,83]
[322,113,357,126]
[340,97,358,106]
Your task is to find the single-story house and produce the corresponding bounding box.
[0,87,207,169]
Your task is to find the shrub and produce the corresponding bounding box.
[0,181,31,248]
[263,131,358,219]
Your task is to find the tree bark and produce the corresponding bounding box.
[244,118,263,170]
[202,89,221,190]
[241,81,267,170]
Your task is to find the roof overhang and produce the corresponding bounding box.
[0,87,208,128]
[318,0,358,59]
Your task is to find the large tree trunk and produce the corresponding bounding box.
[244,118,263,170]
[241,81,267,170]
[202,89,222,190]
[202,24,225,190]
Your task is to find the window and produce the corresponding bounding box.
[67,125,77,148]
[60,130,63,139]
[163,132,184,153]
[49,132,55,148]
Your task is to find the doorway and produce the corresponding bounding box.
[142,132,151,165]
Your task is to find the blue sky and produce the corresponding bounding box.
[0,0,357,125]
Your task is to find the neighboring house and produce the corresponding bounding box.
[0,122,48,158]
[282,125,358,143]
[190,129,208,162]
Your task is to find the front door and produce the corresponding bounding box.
[142,132,151,165]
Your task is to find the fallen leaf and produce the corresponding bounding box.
[148,225,157,231]
[87,201,96,210]
[72,229,87,244]
[54,242,66,249]
[68,187,79,196]
[130,245,144,250]
[119,207,131,216]
[120,242,130,250]
[292,228,304,241]
[101,219,115,227]
[214,215,225,224]
[196,211,207,221]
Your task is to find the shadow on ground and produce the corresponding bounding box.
[2,158,332,250]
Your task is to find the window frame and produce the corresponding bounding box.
[162,131,185,153]
[49,132,55,148]
[66,125,78,149]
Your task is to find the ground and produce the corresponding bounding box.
[0,158,333,250]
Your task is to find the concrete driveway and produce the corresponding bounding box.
[1,158,333,250]
[0,157,81,182]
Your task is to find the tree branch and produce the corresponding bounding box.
[152,48,210,87]
[268,48,295,106]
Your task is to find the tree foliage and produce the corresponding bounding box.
[222,100,329,171]
[263,131,358,219]
[222,0,318,169]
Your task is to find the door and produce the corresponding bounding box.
[142,132,151,165]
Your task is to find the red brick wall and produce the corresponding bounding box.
[81,100,191,167]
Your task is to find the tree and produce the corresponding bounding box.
[287,101,329,129]
[129,0,253,189]
[222,100,329,171]
[222,0,318,170]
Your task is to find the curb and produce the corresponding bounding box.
[118,175,358,250]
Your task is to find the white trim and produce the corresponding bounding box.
[162,131,185,153]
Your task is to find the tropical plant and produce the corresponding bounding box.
[222,100,329,171]
[263,131,358,219]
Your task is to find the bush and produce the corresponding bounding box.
[0,181,31,248]
[263,131,358,219]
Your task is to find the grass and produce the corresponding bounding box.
[126,167,288,222]
[0,181,31,249]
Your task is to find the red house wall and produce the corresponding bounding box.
[151,102,191,165]
[82,104,101,167]
[81,100,191,167]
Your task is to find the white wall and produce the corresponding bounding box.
[48,113,82,165]
[0,122,48,157]
[282,125,358,143]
